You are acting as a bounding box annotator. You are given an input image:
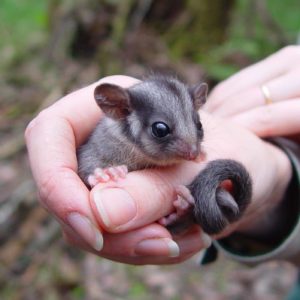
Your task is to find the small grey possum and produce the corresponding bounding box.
[77,75,252,235]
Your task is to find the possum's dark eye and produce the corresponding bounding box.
[151,122,170,138]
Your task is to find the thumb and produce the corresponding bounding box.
[90,162,201,233]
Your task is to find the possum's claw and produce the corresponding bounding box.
[159,185,195,235]
[175,185,195,206]
[88,165,128,187]
[105,165,128,181]
[158,213,178,227]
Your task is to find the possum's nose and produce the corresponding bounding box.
[179,144,199,160]
[176,140,200,161]
[187,146,199,160]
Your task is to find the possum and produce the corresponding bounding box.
[77,75,252,235]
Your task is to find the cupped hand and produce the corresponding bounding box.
[25,75,291,265]
[25,76,211,265]
[205,46,300,138]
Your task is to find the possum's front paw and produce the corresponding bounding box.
[159,185,195,236]
[88,165,128,188]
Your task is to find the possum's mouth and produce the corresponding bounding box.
[143,155,183,167]
[176,147,203,162]
[145,150,202,166]
[140,144,202,167]
[173,142,201,161]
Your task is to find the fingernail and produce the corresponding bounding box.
[93,188,137,229]
[135,238,180,257]
[67,212,103,251]
[201,233,212,248]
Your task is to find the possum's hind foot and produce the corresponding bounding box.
[159,185,195,235]
[173,185,195,216]
[87,165,128,187]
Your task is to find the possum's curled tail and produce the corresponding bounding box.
[189,159,252,235]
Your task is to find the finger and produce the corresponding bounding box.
[25,117,102,252]
[62,222,175,259]
[63,221,210,265]
[25,113,92,218]
[206,46,300,112]
[265,68,300,101]
[100,224,211,265]
[101,223,176,257]
[101,251,197,265]
[232,99,300,137]
[89,161,202,233]
[25,76,139,252]
[210,68,300,117]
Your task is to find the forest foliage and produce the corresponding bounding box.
[1,0,300,79]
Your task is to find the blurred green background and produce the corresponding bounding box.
[0,0,299,299]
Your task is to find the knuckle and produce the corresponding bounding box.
[24,109,53,141]
[256,107,274,136]
[150,172,174,212]
[37,169,58,209]
[37,167,68,212]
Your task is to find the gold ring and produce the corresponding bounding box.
[261,85,273,105]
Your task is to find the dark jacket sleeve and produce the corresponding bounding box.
[204,138,300,266]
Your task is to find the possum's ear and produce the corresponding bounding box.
[189,83,208,110]
[94,83,132,119]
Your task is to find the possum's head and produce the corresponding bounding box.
[94,76,208,165]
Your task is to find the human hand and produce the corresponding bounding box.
[205,46,300,138]
[25,75,291,265]
[25,76,212,265]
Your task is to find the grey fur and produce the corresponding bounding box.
[189,159,252,234]
[77,75,203,182]
[77,75,252,234]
